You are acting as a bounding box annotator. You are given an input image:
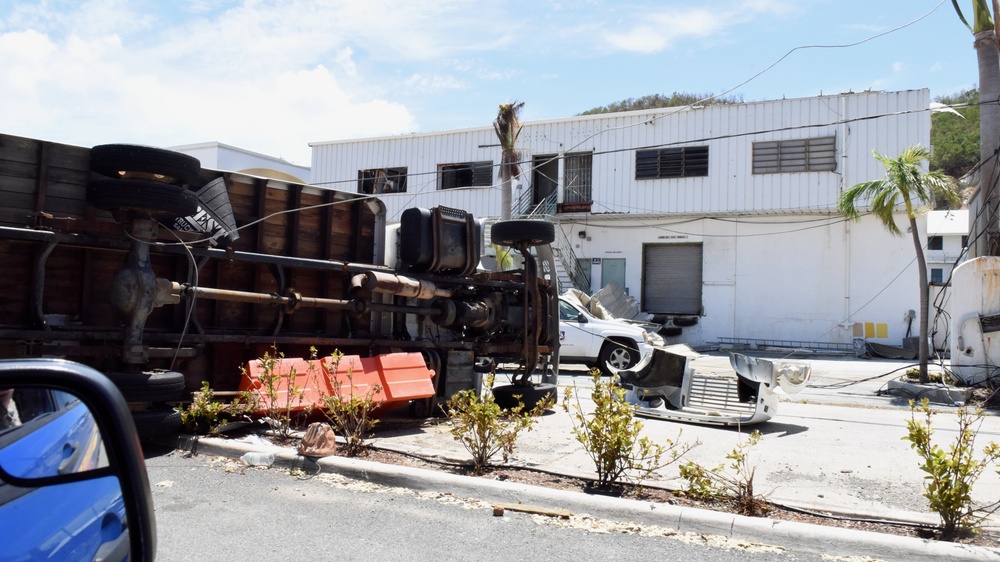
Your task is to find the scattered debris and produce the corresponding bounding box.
[491,502,571,519]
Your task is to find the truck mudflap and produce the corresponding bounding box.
[616,347,811,426]
[238,352,436,415]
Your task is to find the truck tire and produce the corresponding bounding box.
[106,370,186,402]
[598,340,639,376]
[88,179,199,217]
[131,408,183,441]
[90,143,202,186]
[492,382,557,411]
[491,220,555,247]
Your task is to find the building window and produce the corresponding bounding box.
[928,236,943,250]
[635,146,709,179]
[962,235,969,248]
[563,152,593,203]
[439,161,493,190]
[752,136,836,174]
[930,268,944,284]
[358,167,407,194]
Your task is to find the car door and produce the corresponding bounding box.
[0,388,128,561]
[558,299,602,362]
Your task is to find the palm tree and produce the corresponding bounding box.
[838,146,959,383]
[494,101,524,220]
[952,1,1000,256]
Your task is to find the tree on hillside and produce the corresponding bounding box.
[838,146,959,384]
[951,1,1000,257]
[579,92,742,116]
[931,88,980,179]
[494,101,524,221]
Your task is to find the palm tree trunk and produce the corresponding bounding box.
[909,215,930,383]
[975,29,1000,256]
[500,168,512,220]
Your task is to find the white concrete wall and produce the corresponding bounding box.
[559,213,921,348]
[173,142,311,184]
[950,257,1000,385]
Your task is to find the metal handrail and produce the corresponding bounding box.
[552,221,591,293]
[513,190,557,219]
[511,187,537,217]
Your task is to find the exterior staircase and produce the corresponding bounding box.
[512,189,589,294]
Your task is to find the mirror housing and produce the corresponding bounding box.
[0,359,156,561]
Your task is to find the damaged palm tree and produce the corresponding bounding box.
[494,101,524,220]
[838,146,958,384]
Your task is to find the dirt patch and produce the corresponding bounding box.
[347,437,997,548]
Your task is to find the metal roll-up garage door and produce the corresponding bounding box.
[642,243,703,314]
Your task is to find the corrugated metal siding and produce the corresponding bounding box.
[310,90,930,221]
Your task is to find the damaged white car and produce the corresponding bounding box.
[558,296,664,376]
[616,345,811,425]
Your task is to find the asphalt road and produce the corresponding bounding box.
[145,450,831,562]
[143,352,1000,560]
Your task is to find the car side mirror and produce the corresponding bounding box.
[0,359,156,561]
[576,313,587,323]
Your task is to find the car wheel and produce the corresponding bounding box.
[105,370,186,403]
[598,340,639,376]
[491,219,556,247]
[88,179,200,217]
[491,382,557,411]
[90,144,202,186]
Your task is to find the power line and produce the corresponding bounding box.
[310,1,949,202]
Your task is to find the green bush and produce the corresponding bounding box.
[563,370,697,490]
[241,345,315,440]
[446,376,549,475]
[321,349,382,457]
[176,381,254,435]
[904,398,1000,540]
[679,430,768,516]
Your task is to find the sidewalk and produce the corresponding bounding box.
[174,353,1000,561]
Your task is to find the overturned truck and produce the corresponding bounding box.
[0,134,559,434]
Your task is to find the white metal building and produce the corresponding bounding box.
[927,209,970,351]
[310,89,934,349]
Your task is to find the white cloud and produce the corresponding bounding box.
[0,0,431,163]
[404,73,468,93]
[599,0,799,54]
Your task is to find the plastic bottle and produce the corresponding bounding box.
[240,452,275,467]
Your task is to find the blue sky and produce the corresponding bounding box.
[0,0,981,165]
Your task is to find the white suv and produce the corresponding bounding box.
[558,297,661,375]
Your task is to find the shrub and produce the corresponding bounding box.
[903,368,949,385]
[241,345,315,440]
[446,376,549,475]
[321,349,382,457]
[563,370,697,490]
[904,398,1000,540]
[679,430,768,516]
[176,381,254,435]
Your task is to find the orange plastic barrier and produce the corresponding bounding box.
[238,352,435,415]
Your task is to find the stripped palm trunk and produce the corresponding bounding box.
[494,102,524,221]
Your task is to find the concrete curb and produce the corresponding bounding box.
[173,435,1000,562]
